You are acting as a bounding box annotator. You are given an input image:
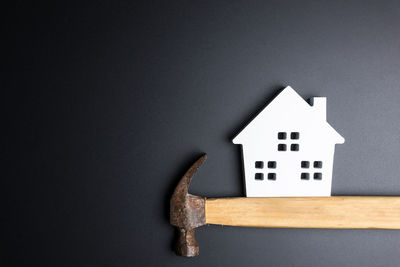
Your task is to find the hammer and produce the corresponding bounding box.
[170,154,400,257]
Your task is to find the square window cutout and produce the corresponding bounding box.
[268,161,276,168]
[301,161,309,168]
[291,132,300,139]
[314,173,322,180]
[268,173,276,180]
[255,173,264,180]
[314,161,323,168]
[278,144,287,151]
[255,161,264,169]
[301,173,310,180]
[278,132,287,140]
[291,144,299,151]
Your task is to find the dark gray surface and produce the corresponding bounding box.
[4,1,400,266]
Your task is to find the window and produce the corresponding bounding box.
[300,160,323,180]
[268,173,276,180]
[255,173,264,180]
[314,173,322,180]
[291,132,300,139]
[277,131,300,151]
[255,161,264,169]
[278,132,287,139]
[254,161,277,181]
[301,173,310,180]
[301,161,310,168]
[268,161,276,168]
[314,161,323,168]
[278,144,287,151]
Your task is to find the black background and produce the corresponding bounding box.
[4,1,400,266]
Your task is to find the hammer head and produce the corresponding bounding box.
[170,154,207,257]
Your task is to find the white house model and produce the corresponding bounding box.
[232,86,344,197]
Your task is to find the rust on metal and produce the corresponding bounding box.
[175,229,199,257]
[170,154,207,256]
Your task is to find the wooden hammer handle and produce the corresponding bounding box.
[205,196,400,229]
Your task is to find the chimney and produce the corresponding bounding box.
[310,97,326,121]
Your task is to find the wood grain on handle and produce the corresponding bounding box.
[205,197,400,229]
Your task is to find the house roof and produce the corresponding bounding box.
[232,86,345,144]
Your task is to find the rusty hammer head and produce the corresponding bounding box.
[170,154,207,257]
